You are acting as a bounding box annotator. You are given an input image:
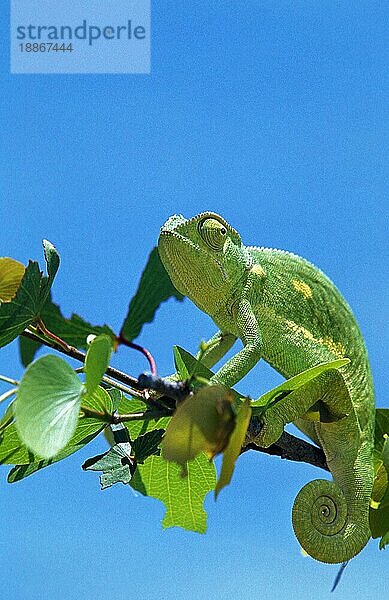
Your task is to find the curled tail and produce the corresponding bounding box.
[292,479,371,563]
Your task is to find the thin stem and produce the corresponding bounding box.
[100,375,144,398]
[36,318,71,352]
[0,374,19,386]
[118,333,157,375]
[80,405,170,423]
[0,388,17,404]
[23,329,141,390]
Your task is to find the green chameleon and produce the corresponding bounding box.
[158,211,375,564]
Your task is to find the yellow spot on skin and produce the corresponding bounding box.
[285,320,314,341]
[251,264,266,277]
[286,321,347,358]
[319,336,347,358]
[292,279,313,299]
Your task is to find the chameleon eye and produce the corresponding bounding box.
[199,218,227,251]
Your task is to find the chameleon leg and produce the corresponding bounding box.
[195,331,237,369]
[254,369,374,564]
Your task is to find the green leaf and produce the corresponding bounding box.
[215,398,252,498]
[375,409,389,453]
[83,444,136,489]
[0,258,25,302]
[0,241,59,349]
[370,433,389,541]
[120,247,184,343]
[15,354,84,459]
[251,358,350,414]
[173,345,213,382]
[19,296,116,366]
[132,429,164,463]
[172,346,242,404]
[0,261,42,348]
[19,335,42,367]
[84,334,113,395]
[39,240,60,306]
[131,453,216,533]
[5,387,112,479]
[119,394,170,439]
[0,402,14,432]
[161,386,236,475]
[380,530,389,550]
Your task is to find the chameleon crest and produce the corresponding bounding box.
[158,212,375,564]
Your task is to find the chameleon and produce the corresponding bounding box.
[158,211,375,564]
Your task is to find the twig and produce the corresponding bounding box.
[21,329,329,472]
[22,329,140,390]
[242,427,328,472]
[118,333,157,375]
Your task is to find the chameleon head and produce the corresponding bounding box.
[158,212,252,315]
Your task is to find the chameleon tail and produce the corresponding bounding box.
[291,478,371,563]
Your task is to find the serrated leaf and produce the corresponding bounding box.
[0,258,25,302]
[215,398,252,498]
[83,444,136,489]
[131,453,216,533]
[0,261,42,348]
[0,241,59,349]
[19,296,116,366]
[84,334,113,395]
[251,358,350,414]
[15,354,84,459]
[5,387,112,479]
[161,386,236,475]
[120,247,184,343]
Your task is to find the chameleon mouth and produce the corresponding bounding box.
[158,229,227,296]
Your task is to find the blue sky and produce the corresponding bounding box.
[1,2,388,599]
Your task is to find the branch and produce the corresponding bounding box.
[22,329,141,390]
[243,419,328,471]
[21,329,328,471]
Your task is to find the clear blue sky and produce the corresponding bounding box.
[1,2,388,599]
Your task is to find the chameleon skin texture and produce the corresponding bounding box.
[158,212,375,564]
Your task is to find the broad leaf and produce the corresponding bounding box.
[251,358,350,414]
[120,247,184,343]
[84,334,113,395]
[15,354,84,458]
[5,387,112,479]
[0,258,25,302]
[131,453,216,533]
[161,386,235,475]
[215,398,252,498]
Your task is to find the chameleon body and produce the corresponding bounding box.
[158,212,375,564]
